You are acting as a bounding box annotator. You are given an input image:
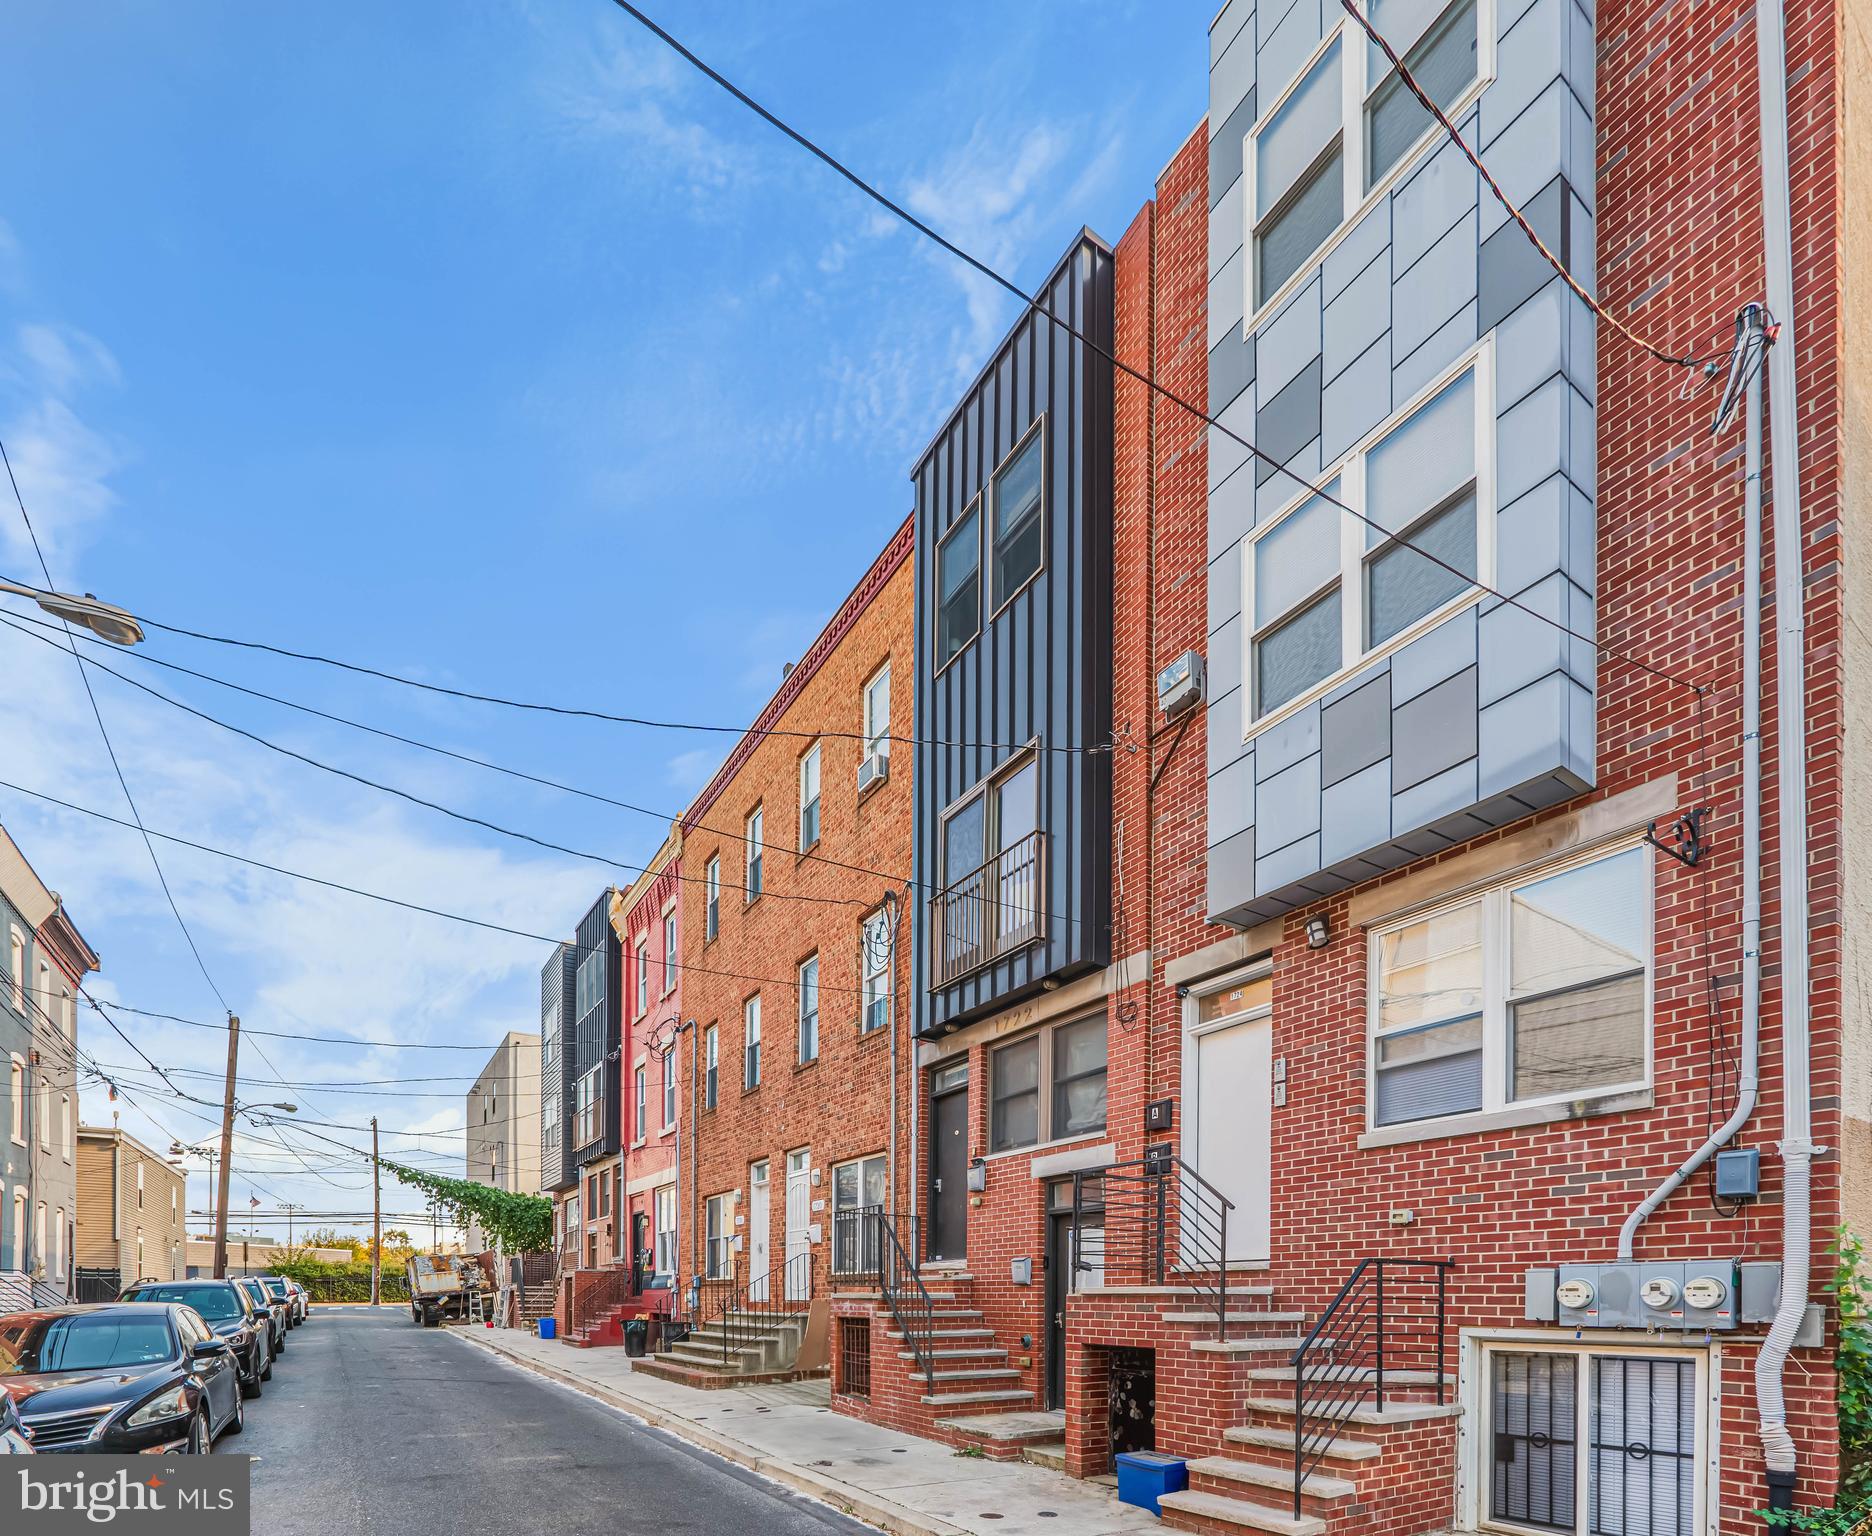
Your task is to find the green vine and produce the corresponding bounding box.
[377,1160,553,1253]
[1830,1228,1872,1502]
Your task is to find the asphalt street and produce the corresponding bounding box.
[227,1308,881,1536]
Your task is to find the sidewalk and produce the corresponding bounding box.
[450,1326,1162,1536]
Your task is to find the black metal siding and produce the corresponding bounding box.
[912,233,1114,1038]
[570,891,622,1167]
[540,943,578,1193]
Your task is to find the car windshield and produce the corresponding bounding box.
[127,1286,243,1322]
[0,1314,175,1374]
[262,1280,288,1299]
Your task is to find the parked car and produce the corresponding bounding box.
[118,1279,270,1397]
[234,1278,287,1358]
[258,1276,299,1329]
[0,1393,31,1454]
[0,1303,244,1453]
[283,1280,309,1324]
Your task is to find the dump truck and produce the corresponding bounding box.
[406,1252,481,1327]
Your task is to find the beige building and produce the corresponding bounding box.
[75,1125,186,1284]
[183,1234,352,1276]
[465,1031,541,1249]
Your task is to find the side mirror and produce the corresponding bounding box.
[191,1338,230,1358]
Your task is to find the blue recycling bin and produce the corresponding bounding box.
[537,1316,556,1340]
[1114,1452,1187,1515]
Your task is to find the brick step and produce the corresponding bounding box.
[898,1346,1008,1362]
[1020,1441,1067,1471]
[1223,1425,1379,1462]
[1157,1489,1324,1536]
[1187,1456,1357,1502]
[1242,1395,1463,1428]
[919,1388,1035,1408]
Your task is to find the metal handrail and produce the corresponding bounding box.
[1289,1258,1452,1517]
[930,829,1045,986]
[1070,1154,1234,1339]
[856,1210,937,1392]
[713,1251,813,1368]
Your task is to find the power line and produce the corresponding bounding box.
[0,774,883,998]
[601,0,1708,698]
[1,437,236,1014]
[89,999,520,1053]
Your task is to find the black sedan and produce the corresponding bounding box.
[234,1278,287,1358]
[0,1303,244,1453]
[258,1276,298,1329]
[119,1280,270,1397]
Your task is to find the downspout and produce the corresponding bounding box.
[1753,0,1817,1496]
[884,890,901,1225]
[1616,307,1766,1262]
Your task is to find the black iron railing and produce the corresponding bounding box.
[713,1250,813,1368]
[1070,1154,1235,1340]
[1289,1258,1452,1517]
[930,830,1045,986]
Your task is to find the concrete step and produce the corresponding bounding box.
[1190,1337,1309,1355]
[1224,1424,1380,1461]
[899,1346,1007,1362]
[933,1409,1063,1445]
[1020,1441,1067,1471]
[1157,1489,1325,1536]
[1242,1395,1464,1427]
[1161,1309,1303,1325]
[1246,1366,1454,1386]
[884,1326,995,1341]
[926,1367,1024,1383]
[919,1388,1035,1408]
[1187,1456,1357,1501]
[663,1347,754,1370]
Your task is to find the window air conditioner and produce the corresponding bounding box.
[858,751,889,791]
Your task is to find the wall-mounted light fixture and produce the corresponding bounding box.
[1305,915,1331,950]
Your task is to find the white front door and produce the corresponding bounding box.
[1184,968,1273,1264]
[747,1161,771,1300]
[784,1150,811,1300]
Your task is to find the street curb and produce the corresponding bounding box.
[450,1329,970,1536]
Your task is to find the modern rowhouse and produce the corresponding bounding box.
[539,940,578,1267]
[637,515,914,1391]
[567,890,623,1275]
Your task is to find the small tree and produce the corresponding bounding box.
[376,1162,551,1253]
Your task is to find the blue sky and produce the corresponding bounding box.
[0,0,1209,1234]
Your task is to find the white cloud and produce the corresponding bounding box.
[19,323,122,396]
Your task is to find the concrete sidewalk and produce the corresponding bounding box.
[450,1326,1162,1536]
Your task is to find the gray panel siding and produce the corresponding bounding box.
[1205,0,1599,927]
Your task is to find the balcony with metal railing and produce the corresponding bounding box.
[929,829,1045,987]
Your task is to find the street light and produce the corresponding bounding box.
[0,579,144,646]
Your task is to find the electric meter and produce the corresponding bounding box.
[1639,1276,1680,1309]
[1556,1278,1596,1309]
[1683,1275,1729,1311]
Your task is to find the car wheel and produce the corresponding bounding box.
[274,1333,286,1353]
[221,1391,244,1438]
[242,1367,263,1400]
[261,1353,273,1382]
[187,1411,209,1455]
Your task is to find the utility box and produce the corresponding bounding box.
[1554,1261,1739,1330]
[1010,1257,1033,1286]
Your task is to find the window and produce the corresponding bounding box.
[8,1057,22,1145]
[633,1066,647,1143]
[989,1016,1109,1153]
[136,1161,144,1208]
[1369,844,1650,1129]
[60,988,71,1039]
[5,929,21,1014]
[799,744,822,849]
[936,505,981,667]
[662,908,677,994]
[704,1192,735,1280]
[1246,358,1486,721]
[935,753,1042,982]
[705,856,720,940]
[1249,0,1483,313]
[861,910,891,1035]
[797,956,819,1063]
[542,1094,560,1160]
[831,1154,888,1275]
[990,428,1044,609]
[575,947,605,1022]
[34,1203,45,1273]
[746,809,764,900]
[1482,1345,1702,1536]
[743,995,761,1089]
[573,1066,602,1147]
[863,664,891,763]
[663,1046,676,1127]
[704,1025,719,1109]
[654,1185,677,1275]
[634,940,649,1018]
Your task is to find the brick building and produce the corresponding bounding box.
[638,517,914,1385]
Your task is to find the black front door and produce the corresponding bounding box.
[929,1068,969,1262]
[1045,1209,1071,1408]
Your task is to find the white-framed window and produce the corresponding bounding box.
[662,907,678,994]
[830,1154,888,1276]
[799,743,822,850]
[137,1161,144,1206]
[53,1209,64,1281]
[863,663,891,764]
[935,502,982,669]
[861,910,891,1036]
[61,1095,69,1161]
[8,1056,23,1146]
[990,422,1045,612]
[745,808,764,900]
[633,1065,647,1144]
[743,994,761,1089]
[704,1192,735,1280]
[654,1184,677,1275]
[35,962,49,1030]
[34,1202,45,1273]
[705,856,720,940]
[5,928,21,1014]
[1368,842,1651,1130]
[1247,0,1490,318]
[989,1015,1108,1153]
[1244,346,1492,725]
[1471,1339,1707,1536]
[634,939,649,1018]
[797,955,819,1064]
[704,1024,719,1109]
[573,1065,603,1147]
[60,987,72,1039]
[9,1190,24,1271]
[663,1046,677,1127]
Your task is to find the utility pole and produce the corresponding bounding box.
[212,1015,240,1280]
[371,1116,382,1307]
[279,1202,303,1253]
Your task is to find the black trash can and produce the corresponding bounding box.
[623,1319,648,1359]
